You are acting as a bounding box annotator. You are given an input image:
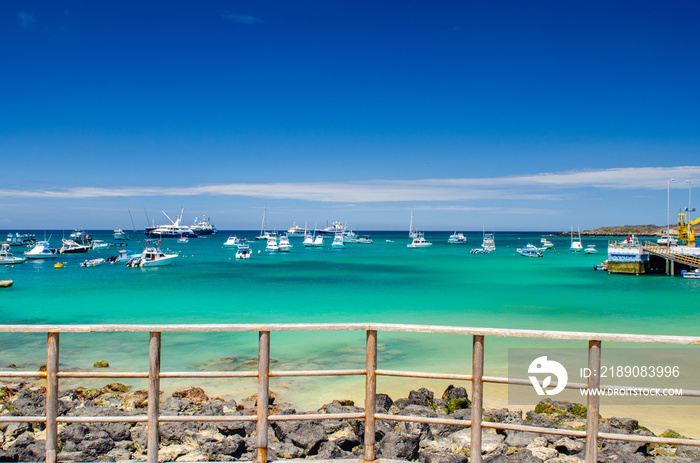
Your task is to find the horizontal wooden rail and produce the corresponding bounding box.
[0,323,698,463]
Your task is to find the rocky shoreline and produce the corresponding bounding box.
[1,382,698,462]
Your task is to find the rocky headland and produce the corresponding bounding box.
[1,382,698,462]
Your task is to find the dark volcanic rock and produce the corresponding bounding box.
[272,420,328,454]
[376,430,420,460]
[407,387,435,407]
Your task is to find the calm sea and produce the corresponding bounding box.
[1,230,698,435]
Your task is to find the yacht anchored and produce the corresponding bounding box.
[517,243,543,257]
[278,234,292,252]
[287,222,304,236]
[191,214,217,236]
[540,238,554,249]
[235,244,252,259]
[482,231,496,252]
[126,246,178,268]
[331,233,345,249]
[447,232,467,244]
[569,226,583,252]
[59,239,90,254]
[317,221,347,235]
[113,229,130,240]
[0,244,26,265]
[145,209,197,239]
[265,236,279,252]
[224,236,243,247]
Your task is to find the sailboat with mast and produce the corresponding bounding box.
[569,226,583,252]
[256,205,277,241]
[408,208,418,238]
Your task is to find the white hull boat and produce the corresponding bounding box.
[407,233,432,248]
[0,244,26,265]
[126,247,177,267]
[24,241,58,259]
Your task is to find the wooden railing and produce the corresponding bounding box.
[0,323,699,463]
[643,241,700,269]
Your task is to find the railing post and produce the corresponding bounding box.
[45,332,59,463]
[147,332,161,463]
[257,331,271,463]
[586,340,601,463]
[471,335,485,463]
[364,329,378,462]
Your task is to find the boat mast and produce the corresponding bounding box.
[260,205,267,236]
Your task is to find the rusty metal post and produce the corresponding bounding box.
[364,330,378,462]
[586,340,601,463]
[257,331,271,463]
[471,335,485,463]
[147,332,161,463]
[45,332,59,463]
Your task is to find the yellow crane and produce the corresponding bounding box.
[677,212,700,246]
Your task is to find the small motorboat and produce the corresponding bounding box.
[224,236,242,247]
[108,250,139,263]
[235,245,252,259]
[59,239,90,254]
[470,248,489,254]
[540,238,555,249]
[681,269,700,279]
[584,245,598,254]
[0,279,13,288]
[594,261,608,271]
[177,236,189,244]
[80,258,105,267]
[91,240,110,250]
[0,244,26,265]
[517,244,543,257]
[113,229,130,240]
[126,246,178,268]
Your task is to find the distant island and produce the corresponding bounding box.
[559,224,697,237]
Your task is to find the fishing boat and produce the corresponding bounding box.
[107,249,139,263]
[224,236,242,247]
[265,236,279,252]
[313,234,324,247]
[331,233,345,249]
[191,214,217,236]
[681,269,700,279]
[59,239,90,254]
[343,231,359,243]
[0,244,26,265]
[235,244,252,259]
[126,246,178,267]
[177,236,189,244]
[145,209,197,239]
[357,235,373,244]
[540,238,554,249]
[278,234,292,252]
[407,233,432,248]
[303,232,315,247]
[569,226,583,252]
[113,229,130,240]
[447,232,467,244]
[517,244,543,257]
[584,244,598,254]
[24,241,58,259]
[80,258,105,267]
[482,230,496,252]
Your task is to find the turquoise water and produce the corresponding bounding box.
[1,231,698,432]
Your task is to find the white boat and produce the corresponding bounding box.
[113,229,130,240]
[584,245,598,254]
[0,244,26,265]
[80,258,105,267]
[91,240,110,250]
[224,236,242,247]
[177,236,189,244]
[540,238,554,249]
[517,243,543,257]
[287,222,304,236]
[357,235,373,244]
[569,226,583,252]
[482,230,496,252]
[313,234,324,247]
[407,233,432,248]
[256,206,272,240]
[107,249,139,263]
[278,234,292,252]
[681,269,700,279]
[447,232,467,244]
[331,233,345,249]
[594,261,608,271]
[24,241,58,259]
[5,233,36,246]
[59,239,90,254]
[317,221,347,235]
[265,236,279,252]
[191,214,217,236]
[235,244,252,259]
[343,231,359,243]
[470,248,489,254]
[69,229,92,244]
[126,246,178,267]
[145,209,197,239]
[303,232,315,247]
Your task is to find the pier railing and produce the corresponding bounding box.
[1,323,699,463]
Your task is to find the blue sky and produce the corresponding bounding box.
[2,1,699,231]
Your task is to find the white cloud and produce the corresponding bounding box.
[1,166,698,202]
